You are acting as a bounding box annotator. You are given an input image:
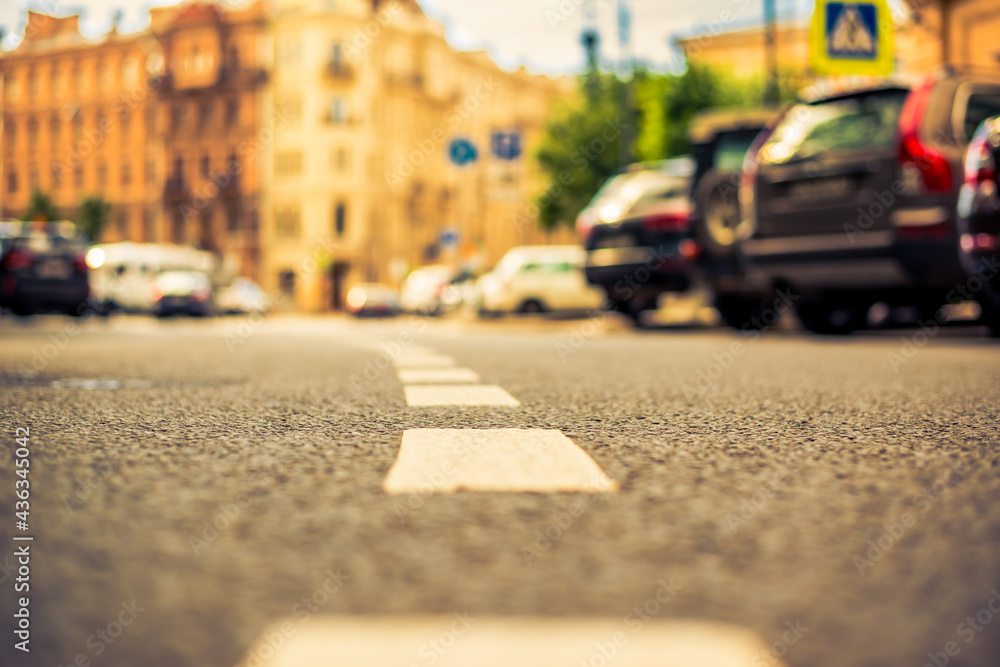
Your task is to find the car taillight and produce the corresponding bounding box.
[897,80,953,194]
[149,286,162,302]
[72,253,88,272]
[964,131,997,188]
[641,211,690,232]
[1,249,33,271]
[192,288,211,302]
[679,239,701,261]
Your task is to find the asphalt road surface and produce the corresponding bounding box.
[1,313,999,667]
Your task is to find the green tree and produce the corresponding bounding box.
[25,190,59,222]
[77,197,112,242]
[534,72,630,231]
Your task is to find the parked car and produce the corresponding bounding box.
[0,220,91,316]
[577,158,701,322]
[345,283,400,317]
[477,245,605,315]
[150,270,215,317]
[88,242,217,313]
[400,265,454,315]
[957,114,1000,335]
[734,70,1000,334]
[687,108,780,326]
[216,278,271,316]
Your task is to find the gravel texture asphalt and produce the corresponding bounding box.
[1,313,999,667]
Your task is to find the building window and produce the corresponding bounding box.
[277,39,303,67]
[171,104,187,132]
[276,206,300,238]
[334,202,346,237]
[226,206,239,232]
[172,156,184,180]
[226,99,239,127]
[6,169,17,193]
[146,159,157,185]
[28,68,38,100]
[330,43,343,68]
[51,163,63,188]
[200,154,211,178]
[27,116,38,148]
[49,114,61,139]
[143,207,155,242]
[72,63,84,93]
[97,163,107,187]
[29,167,38,190]
[122,161,131,186]
[5,120,16,151]
[279,270,296,294]
[331,147,350,171]
[74,166,84,188]
[72,113,84,141]
[275,151,303,177]
[329,97,348,124]
[199,102,214,132]
[276,96,301,125]
[96,109,108,133]
[145,107,156,134]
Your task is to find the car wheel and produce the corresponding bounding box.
[979,297,1000,338]
[694,171,747,260]
[795,300,867,335]
[518,299,546,314]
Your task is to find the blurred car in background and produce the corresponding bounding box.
[150,270,215,317]
[88,242,216,314]
[400,265,454,315]
[216,278,271,316]
[477,245,605,316]
[345,283,400,317]
[687,108,779,327]
[735,70,1000,334]
[577,158,701,323]
[0,220,91,316]
[957,114,1000,335]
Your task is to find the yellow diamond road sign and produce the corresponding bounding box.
[810,0,894,76]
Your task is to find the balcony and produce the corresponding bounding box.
[325,61,354,81]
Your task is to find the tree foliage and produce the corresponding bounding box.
[25,190,59,222]
[77,197,112,243]
[535,64,803,230]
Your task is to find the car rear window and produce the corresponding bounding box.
[714,133,760,172]
[963,92,1000,141]
[759,89,909,164]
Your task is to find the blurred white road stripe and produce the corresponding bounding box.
[398,368,481,384]
[238,616,787,667]
[393,354,457,368]
[403,385,519,407]
[383,429,616,494]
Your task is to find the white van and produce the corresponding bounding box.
[476,245,606,315]
[87,242,216,313]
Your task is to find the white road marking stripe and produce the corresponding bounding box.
[394,354,457,368]
[239,616,785,666]
[403,385,520,407]
[383,429,616,493]
[398,368,481,384]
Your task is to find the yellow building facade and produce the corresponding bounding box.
[261,0,572,311]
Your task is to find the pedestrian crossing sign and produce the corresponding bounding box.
[810,0,894,76]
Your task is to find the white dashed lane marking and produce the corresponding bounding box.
[397,368,481,384]
[403,385,520,407]
[383,429,617,494]
[394,354,457,368]
[240,616,787,667]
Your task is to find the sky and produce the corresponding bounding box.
[0,0,816,75]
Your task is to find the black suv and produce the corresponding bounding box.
[578,157,699,322]
[735,70,1000,334]
[957,113,1000,335]
[0,220,91,316]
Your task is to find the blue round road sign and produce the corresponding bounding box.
[448,138,478,166]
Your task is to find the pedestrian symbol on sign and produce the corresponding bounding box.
[827,3,877,60]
